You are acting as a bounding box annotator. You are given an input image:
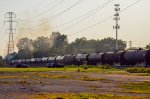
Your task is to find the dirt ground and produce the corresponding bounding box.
[0,71,150,99]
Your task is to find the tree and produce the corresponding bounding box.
[66,37,98,54]
[95,37,126,52]
[146,43,150,49]
[33,36,52,57]
[70,37,88,54]
[0,56,3,61]
[16,33,127,58]
[66,37,126,54]
[16,32,68,58]
[51,33,68,55]
[16,37,34,58]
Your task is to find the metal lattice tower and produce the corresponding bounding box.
[113,4,120,52]
[4,12,16,54]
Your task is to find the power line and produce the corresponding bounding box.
[18,0,104,29]
[119,0,142,13]
[19,0,65,21]
[67,0,142,37]
[29,0,54,12]
[53,0,105,28]
[0,25,8,46]
[18,0,83,29]
[48,0,83,20]
[0,22,10,42]
[59,0,113,32]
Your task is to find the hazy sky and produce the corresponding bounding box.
[0,0,149,56]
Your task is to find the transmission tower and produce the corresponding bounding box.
[4,12,16,54]
[113,4,120,52]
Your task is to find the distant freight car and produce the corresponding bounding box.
[9,49,150,68]
[87,53,103,65]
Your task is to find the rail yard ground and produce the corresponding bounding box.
[0,67,150,99]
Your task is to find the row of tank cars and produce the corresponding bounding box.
[10,49,150,68]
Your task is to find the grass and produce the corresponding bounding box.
[0,80,30,84]
[26,93,150,99]
[0,67,127,74]
[81,76,101,81]
[0,75,19,78]
[135,73,150,76]
[121,82,150,94]
[80,75,112,82]
[0,68,64,72]
[0,62,7,67]
[38,74,68,79]
[126,67,150,73]
[0,73,69,80]
[0,66,150,98]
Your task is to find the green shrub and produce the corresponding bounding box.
[126,67,150,73]
[66,65,77,68]
[81,65,94,68]
[146,68,150,73]
[98,65,112,69]
[0,62,6,67]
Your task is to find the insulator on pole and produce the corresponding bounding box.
[113,4,120,52]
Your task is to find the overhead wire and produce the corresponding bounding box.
[0,25,8,46]
[53,0,106,28]
[67,0,142,37]
[19,0,65,21]
[45,0,83,20]
[18,0,101,29]
[59,0,113,32]
[29,0,54,13]
[17,0,83,30]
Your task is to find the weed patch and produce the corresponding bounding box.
[81,76,101,81]
[126,67,150,73]
[121,82,150,94]
[27,93,150,99]
[38,74,68,79]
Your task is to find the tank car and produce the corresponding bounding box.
[47,57,56,63]
[123,50,138,66]
[75,54,89,65]
[47,57,58,68]
[18,59,22,64]
[102,52,116,65]
[87,53,104,65]
[25,59,31,64]
[41,57,48,63]
[132,49,150,66]
[21,59,26,64]
[63,55,75,65]
[55,56,64,65]
[114,51,125,66]
[11,60,15,65]
[35,58,42,63]
[145,50,150,66]
[30,58,36,65]
[14,60,18,64]
[122,50,150,66]
[54,56,65,67]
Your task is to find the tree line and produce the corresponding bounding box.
[3,31,150,61]
[15,32,127,59]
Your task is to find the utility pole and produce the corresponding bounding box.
[4,12,16,54]
[3,49,6,58]
[129,41,132,49]
[113,4,120,52]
